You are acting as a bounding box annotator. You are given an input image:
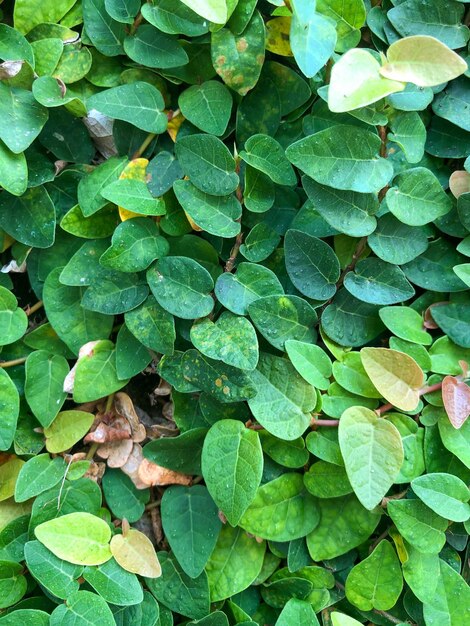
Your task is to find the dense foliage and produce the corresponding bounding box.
[0,0,470,624]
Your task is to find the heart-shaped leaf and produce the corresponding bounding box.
[338,406,404,509]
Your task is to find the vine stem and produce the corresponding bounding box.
[0,356,28,368]
[24,300,43,316]
[225,230,244,272]
[131,109,180,160]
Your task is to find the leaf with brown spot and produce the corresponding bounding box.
[442,376,470,429]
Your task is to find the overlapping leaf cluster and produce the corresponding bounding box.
[0,0,470,624]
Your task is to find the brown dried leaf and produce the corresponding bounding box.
[449,170,470,198]
[138,458,191,487]
[153,380,172,396]
[120,444,149,489]
[442,376,470,429]
[0,60,23,79]
[83,460,106,482]
[114,392,147,442]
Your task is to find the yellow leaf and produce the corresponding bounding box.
[449,171,470,199]
[45,410,95,453]
[265,17,293,57]
[0,497,32,532]
[389,526,408,564]
[183,210,203,232]
[0,457,25,502]
[167,111,184,142]
[0,233,15,253]
[110,528,162,578]
[118,158,149,221]
[360,347,424,411]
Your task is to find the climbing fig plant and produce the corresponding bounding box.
[0,0,470,624]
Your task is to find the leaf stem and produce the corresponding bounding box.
[336,236,368,289]
[225,230,244,272]
[0,356,28,368]
[24,300,44,316]
[310,417,340,428]
[132,133,157,160]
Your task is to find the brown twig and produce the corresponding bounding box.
[310,417,340,428]
[149,488,164,546]
[225,230,244,272]
[377,380,443,415]
[336,236,368,289]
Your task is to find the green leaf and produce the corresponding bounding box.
[332,352,381,399]
[360,347,424,411]
[367,213,429,265]
[239,473,320,541]
[290,0,337,78]
[379,306,432,345]
[0,84,48,154]
[143,428,207,474]
[202,419,263,525]
[175,134,238,197]
[345,541,403,611]
[387,499,447,553]
[303,177,378,237]
[0,286,28,347]
[44,411,94,453]
[49,590,116,626]
[178,81,232,136]
[285,341,332,390]
[380,35,468,86]
[248,353,317,440]
[0,560,27,609]
[304,461,352,498]
[124,24,188,69]
[211,11,265,96]
[240,223,280,262]
[83,558,143,605]
[147,256,214,319]
[430,303,470,349]
[24,540,83,599]
[438,412,470,469]
[15,454,67,502]
[0,141,27,197]
[433,77,470,133]
[14,0,76,33]
[260,432,309,469]
[387,111,426,164]
[190,312,258,370]
[101,179,166,216]
[386,168,452,226]
[248,294,317,350]
[240,134,296,186]
[275,598,320,626]
[403,238,468,293]
[60,204,118,240]
[215,262,284,315]
[423,559,470,626]
[174,180,241,238]
[125,295,175,355]
[83,0,126,56]
[81,273,148,315]
[331,614,362,626]
[286,125,393,194]
[284,229,340,300]
[105,0,140,24]
[77,156,127,217]
[35,512,112,565]
[182,350,256,403]
[87,82,167,134]
[161,485,221,578]
[0,610,49,626]
[146,552,210,620]
[0,23,35,65]
[345,257,415,306]
[411,472,470,522]
[328,48,404,113]
[322,289,384,348]
[101,469,149,523]
[338,406,404,510]
[142,0,209,37]
[73,342,128,402]
[0,186,55,249]
[205,525,265,601]
[100,218,169,273]
[306,494,381,560]
[24,351,69,428]
[115,324,152,380]
[387,3,469,50]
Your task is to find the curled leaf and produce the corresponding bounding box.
[442,376,470,429]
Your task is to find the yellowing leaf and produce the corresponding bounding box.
[167,111,184,142]
[45,410,95,453]
[118,158,149,221]
[110,528,162,578]
[329,48,404,113]
[0,233,15,253]
[265,17,293,57]
[380,35,468,87]
[360,347,424,411]
[0,457,25,502]
[35,512,113,565]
